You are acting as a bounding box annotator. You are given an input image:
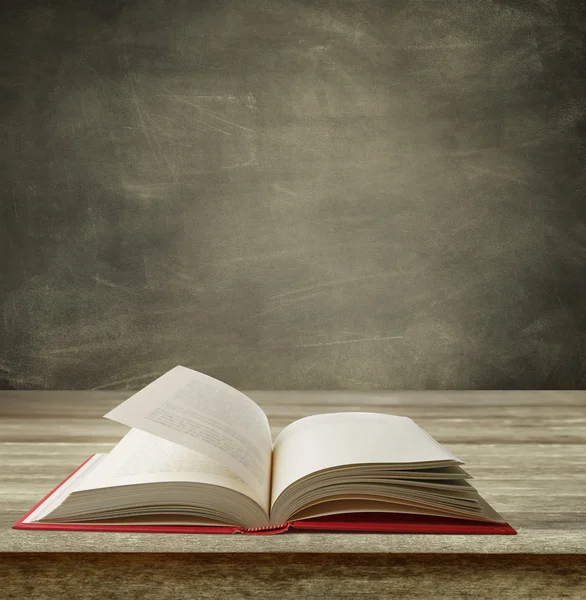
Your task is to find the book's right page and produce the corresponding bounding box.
[271,411,463,510]
[267,411,517,531]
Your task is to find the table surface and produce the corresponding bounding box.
[1,390,585,554]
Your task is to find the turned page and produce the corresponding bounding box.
[270,412,463,509]
[72,428,267,511]
[104,366,272,509]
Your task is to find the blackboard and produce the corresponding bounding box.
[1,0,585,389]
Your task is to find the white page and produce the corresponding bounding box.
[271,412,462,507]
[23,454,105,523]
[74,428,267,511]
[104,366,272,507]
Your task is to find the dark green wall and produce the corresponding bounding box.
[1,0,585,390]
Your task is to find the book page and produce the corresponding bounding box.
[22,454,106,523]
[73,428,267,511]
[271,412,462,508]
[104,366,272,508]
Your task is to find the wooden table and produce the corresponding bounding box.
[1,391,585,599]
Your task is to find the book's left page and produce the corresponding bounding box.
[22,428,270,528]
[104,366,273,511]
[74,428,269,515]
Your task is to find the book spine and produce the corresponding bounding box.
[240,523,290,535]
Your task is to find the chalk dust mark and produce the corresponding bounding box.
[220,160,258,170]
[463,163,531,185]
[385,42,490,50]
[169,93,329,159]
[2,305,10,335]
[244,272,401,320]
[242,305,287,321]
[303,361,319,375]
[80,59,129,94]
[43,343,110,355]
[91,275,141,293]
[0,373,48,387]
[138,305,210,317]
[128,69,180,182]
[267,272,402,301]
[220,150,258,170]
[169,93,266,135]
[269,336,405,349]
[221,249,302,264]
[265,290,330,308]
[160,114,231,136]
[91,371,165,390]
[125,63,160,170]
[80,58,177,181]
[80,58,242,139]
[273,184,299,198]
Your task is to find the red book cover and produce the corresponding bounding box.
[13,456,517,535]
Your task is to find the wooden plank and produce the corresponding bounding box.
[1,418,584,444]
[1,554,585,600]
[2,390,586,417]
[1,390,586,444]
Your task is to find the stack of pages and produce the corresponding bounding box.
[14,366,516,535]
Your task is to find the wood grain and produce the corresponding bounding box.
[1,391,585,597]
[1,554,585,600]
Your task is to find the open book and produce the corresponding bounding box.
[14,366,516,535]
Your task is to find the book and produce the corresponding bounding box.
[14,366,516,535]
